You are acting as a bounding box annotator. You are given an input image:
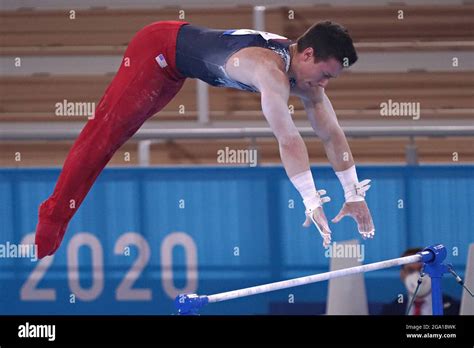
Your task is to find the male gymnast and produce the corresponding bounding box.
[35,20,375,258]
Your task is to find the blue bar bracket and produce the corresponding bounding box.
[418,244,449,315]
[175,294,209,315]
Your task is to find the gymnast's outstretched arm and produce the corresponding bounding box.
[253,65,332,247]
[302,87,375,238]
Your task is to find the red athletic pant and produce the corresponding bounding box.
[35,21,188,258]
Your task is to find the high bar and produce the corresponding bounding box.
[175,248,440,314]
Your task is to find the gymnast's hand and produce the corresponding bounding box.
[332,201,375,239]
[302,190,332,248]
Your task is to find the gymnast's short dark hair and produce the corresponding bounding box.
[296,20,358,67]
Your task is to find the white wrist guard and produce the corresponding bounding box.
[343,179,371,202]
[291,170,331,211]
[304,189,331,213]
[336,165,371,202]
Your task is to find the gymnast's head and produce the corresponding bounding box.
[290,20,358,89]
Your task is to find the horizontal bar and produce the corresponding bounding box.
[207,253,427,303]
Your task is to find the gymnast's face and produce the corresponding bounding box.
[292,47,343,89]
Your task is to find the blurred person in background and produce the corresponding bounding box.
[380,247,460,315]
